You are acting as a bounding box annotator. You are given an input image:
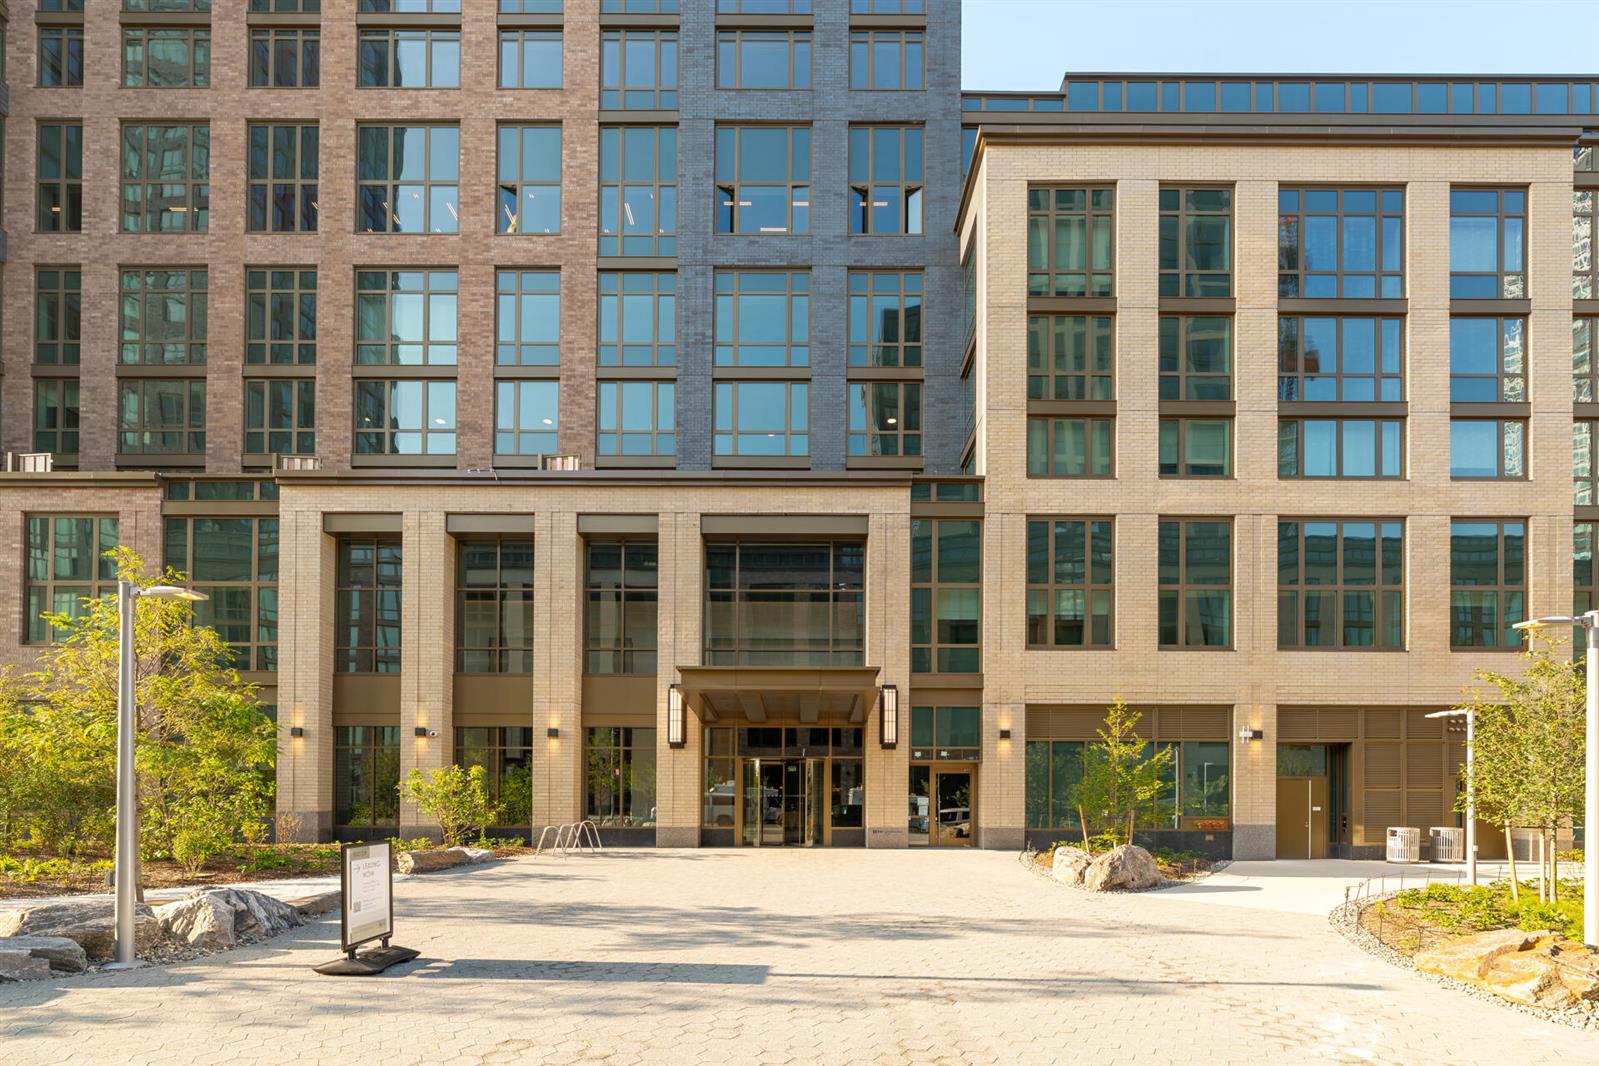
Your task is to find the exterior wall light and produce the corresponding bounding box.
[547,727,560,739]
[879,684,899,749]
[1238,727,1264,742]
[998,728,1012,740]
[290,726,305,738]
[414,727,428,738]
[667,683,686,749]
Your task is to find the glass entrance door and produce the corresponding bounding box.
[932,768,975,847]
[742,759,787,846]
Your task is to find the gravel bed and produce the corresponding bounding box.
[1328,895,1599,1033]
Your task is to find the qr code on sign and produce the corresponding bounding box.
[351,901,364,914]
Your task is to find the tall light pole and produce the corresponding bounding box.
[1427,708,1476,886]
[1513,613,1597,950]
[108,581,207,970]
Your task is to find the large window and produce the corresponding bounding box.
[335,727,400,829]
[1450,521,1525,648]
[123,26,209,88]
[702,727,864,832]
[34,380,80,457]
[121,268,207,365]
[849,271,921,367]
[246,269,317,366]
[245,379,315,457]
[585,541,658,674]
[358,28,459,88]
[164,517,279,671]
[35,268,81,365]
[1158,519,1231,648]
[1160,317,1230,400]
[456,539,534,673]
[1278,520,1403,649]
[715,270,809,367]
[1159,419,1230,478]
[249,27,320,88]
[849,126,923,235]
[909,706,981,761]
[585,728,657,828]
[1028,315,1112,400]
[355,380,456,455]
[356,125,459,233]
[1576,318,1597,401]
[849,383,922,458]
[704,542,863,666]
[911,520,980,673]
[849,31,922,90]
[1451,420,1525,479]
[1577,522,1597,632]
[1579,190,1597,299]
[601,30,676,109]
[119,380,206,456]
[247,124,319,232]
[39,26,84,87]
[1279,317,1403,401]
[1026,417,1113,478]
[336,536,401,673]
[498,29,560,88]
[1279,419,1403,479]
[24,516,118,644]
[122,124,210,232]
[713,382,809,458]
[1451,188,1526,299]
[1026,739,1228,829]
[598,381,675,458]
[1278,188,1403,298]
[37,123,83,232]
[497,126,561,235]
[1027,188,1113,297]
[1026,518,1113,648]
[494,381,559,455]
[357,270,457,365]
[495,270,559,366]
[715,126,811,235]
[1450,317,1525,401]
[1159,187,1232,297]
[718,31,810,89]
[599,272,675,367]
[599,126,676,256]
[456,728,533,829]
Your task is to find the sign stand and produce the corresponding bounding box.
[314,841,419,976]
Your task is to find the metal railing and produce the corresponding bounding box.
[534,819,603,858]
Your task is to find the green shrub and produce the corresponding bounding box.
[386,835,438,854]
[397,765,495,848]
[172,827,225,875]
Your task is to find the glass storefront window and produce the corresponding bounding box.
[335,725,401,828]
[1026,736,1230,829]
[585,727,657,827]
[456,727,533,828]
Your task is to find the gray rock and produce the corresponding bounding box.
[0,949,53,983]
[0,900,160,962]
[0,936,88,975]
[154,889,302,950]
[211,888,301,939]
[453,846,495,864]
[398,848,469,874]
[1050,846,1094,887]
[1083,844,1162,892]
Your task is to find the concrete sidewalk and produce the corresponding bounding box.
[1161,858,1560,914]
[0,873,369,913]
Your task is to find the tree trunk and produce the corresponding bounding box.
[1537,829,1547,903]
[1125,810,1135,847]
[1504,823,1519,901]
[1548,827,1557,903]
[1077,806,1091,850]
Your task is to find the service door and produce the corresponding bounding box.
[1276,778,1329,859]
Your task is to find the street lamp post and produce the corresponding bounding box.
[1512,612,1598,950]
[108,581,208,970]
[1426,708,1476,886]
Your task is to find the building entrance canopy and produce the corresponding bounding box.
[677,666,882,724]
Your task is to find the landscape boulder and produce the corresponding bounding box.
[0,900,159,962]
[1049,846,1094,887]
[1415,929,1599,1009]
[1082,844,1162,892]
[0,936,88,980]
[397,846,495,874]
[153,889,302,951]
[0,949,52,983]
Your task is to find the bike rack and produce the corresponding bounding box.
[534,819,605,858]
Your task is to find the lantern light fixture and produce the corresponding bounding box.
[667,683,686,749]
[879,684,899,749]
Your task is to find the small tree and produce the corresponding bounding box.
[1072,698,1177,848]
[397,764,496,847]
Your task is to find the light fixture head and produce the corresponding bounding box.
[414,727,428,738]
[879,684,899,749]
[998,728,1012,740]
[289,726,305,738]
[547,727,560,739]
[141,585,209,602]
[667,683,686,749]
[1238,727,1264,742]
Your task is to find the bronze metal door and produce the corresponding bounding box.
[1276,777,1329,859]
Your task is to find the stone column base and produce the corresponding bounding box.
[866,826,908,848]
[655,826,701,848]
[275,809,332,843]
[980,827,1024,851]
[399,823,442,842]
[1232,824,1275,860]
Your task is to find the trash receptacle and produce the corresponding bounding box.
[1386,826,1420,863]
[1429,827,1464,862]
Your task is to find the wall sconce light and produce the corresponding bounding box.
[667,683,686,749]
[1238,727,1264,742]
[547,727,560,739]
[289,727,304,738]
[879,684,899,749]
[999,728,1012,740]
[414,727,428,738]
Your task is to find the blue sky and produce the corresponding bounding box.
[961,0,1599,91]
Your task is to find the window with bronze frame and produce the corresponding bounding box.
[1450,188,1526,299]
[34,379,80,457]
[356,125,459,234]
[118,379,207,456]
[1450,419,1525,480]
[1278,187,1403,299]
[1576,523,1597,651]
[1158,519,1232,648]
[1028,315,1112,400]
[701,727,865,830]
[911,519,980,672]
[598,382,675,459]
[599,272,676,367]
[715,270,809,367]
[456,538,534,673]
[1278,316,1403,401]
[246,269,317,365]
[456,728,533,828]
[1580,422,1599,505]
[1026,517,1113,648]
[1159,316,1230,400]
[336,536,401,673]
[605,0,677,10]
[121,124,210,233]
[245,379,316,457]
[495,270,559,366]
[496,126,561,235]
[1574,190,1595,300]
[1450,520,1525,648]
[849,382,921,458]
[599,126,676,257]
[1026,417,1113,478]
[850,0,922,11]
[849,125,923,235]
[1450,317,1526,402]
[357,28,460,89]
[249,28,320,88]
[35,268,81,365]
[715,126,811,235]
[121,268,208,365]
[601,30,677,110]
[356,380,457,455]
[494,380,557,455]
[1279,418,1403,479]
[356,269,458,365]
[718,31,810,90]
[1159,418,1231,478]
[704,541,863,666]
[248,0,319,10]
[1027,187,1113,297]
[498,29,561,89]
[1027,739,1227,829]
[247,124,319,233]
[909,706,981,761]
[585,540,658,674]
[585,728,657,827]
[165,517,280,671]
[123,27,210,88]
[849,31,922,91]
[1576,318,1597,401]
[1159,187,1232,297]
[849,270,921,367]
[24,516,118,644]
[1277,519,1402,649]
[335,726,400,829]
[37,123,83,232]
[39,26,84,87]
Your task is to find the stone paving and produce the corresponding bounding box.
[1,848,1593,1065]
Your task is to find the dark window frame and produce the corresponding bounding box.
[246,267,318,366]
[1158,518,1233,649]
[1027,314,1113,401]
[1027,186,1114,297]
[910,519,981,673]
[584,540,659,674]
[1025,517,1113,649]
[1449,519,1526,649]
[1277,519,1404,650]
[244,378,316,457]
[335,536,402,674]
[1026,416,1114,478]
[24,516,119,645]
[37,122,84,232]
[1159,186,1233,297]
[247,123,319,233]
[1449,187,1526,299]
[1277,186,1404,299]
[164,516,280,671]
[455,537,535,674]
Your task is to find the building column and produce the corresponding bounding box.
[276,508,335,841]
[981,702,1026,850]
[655,510,703,847]
[1232,702,1277,859]
[532,510,584,834]
[865,510,912,848]
[399,512,454,837]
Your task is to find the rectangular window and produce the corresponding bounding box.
[1577,523,1597,634]
[1158,519,1232,648]
[1278,419,1403,478]
[1450,317,1526,402]
[585,728,657,827]
[37,123,83,232]
[25,516,118,643]
[249,28,320,88]
[1450,188,1526,299]
[494,270,559,366]
[121,124,210,232]
[496,126,561,235]
[1159,316,1231,400]
[1278,188,1404,299]
[1026,417,1113,477]
[848,271,921,367]
[1450,419,1525,479]
[120,269,208,365]
[118,379,206,455]
[123,27,209,88]
[1278,520,1403,649]
[356,125,459,233]
[1579,421,1597,506]
[1450,520,1525,648]
[456,539,534,673]
[1026,518,1113,648]
[849,31,922,90]
[909,706,981,762]
[1027,315,1112,400]
[849,0,920,10]
[715,126,811,235]
[336,537,401,673]
[358,29,459,88]
[714,270,809,366]
[601,30,677,109]
[1026,740,1083,830]
[456,727,533,828]
[355,380,456,455]
[246,268,317,365]
[599,126,676,256]
[962,250,976,348]
[1180,742,1230,818]
[598,381,675,458]
[1576,318,1596,402]
[335,726,400,828]
[357,269,457,365]
[718,31,810,89]
[585,541,659,674]
[165,517,279,671]
[1027,187,1114,296]
[1159,187,1232,297]
[1278,317,1403,401]
[849,382,922,457]
[714,382,808,458]
[1030,736,1214,829]
[34,379,80,457]
[849,126,923,235]
[499,30,561,89]
[39,27,84,87]
[245,379,316,456]
[910,520,980,673]
[35,268,81,365]
[494,380,559,455]
[356,0,456,9]
[248,0,319,11]
[718,0,804,9]
[599,272,675,367]
[1159,418,1231,478]
[1578,190,1597,299]
[705,542,863,666]
[247,123,319,232]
